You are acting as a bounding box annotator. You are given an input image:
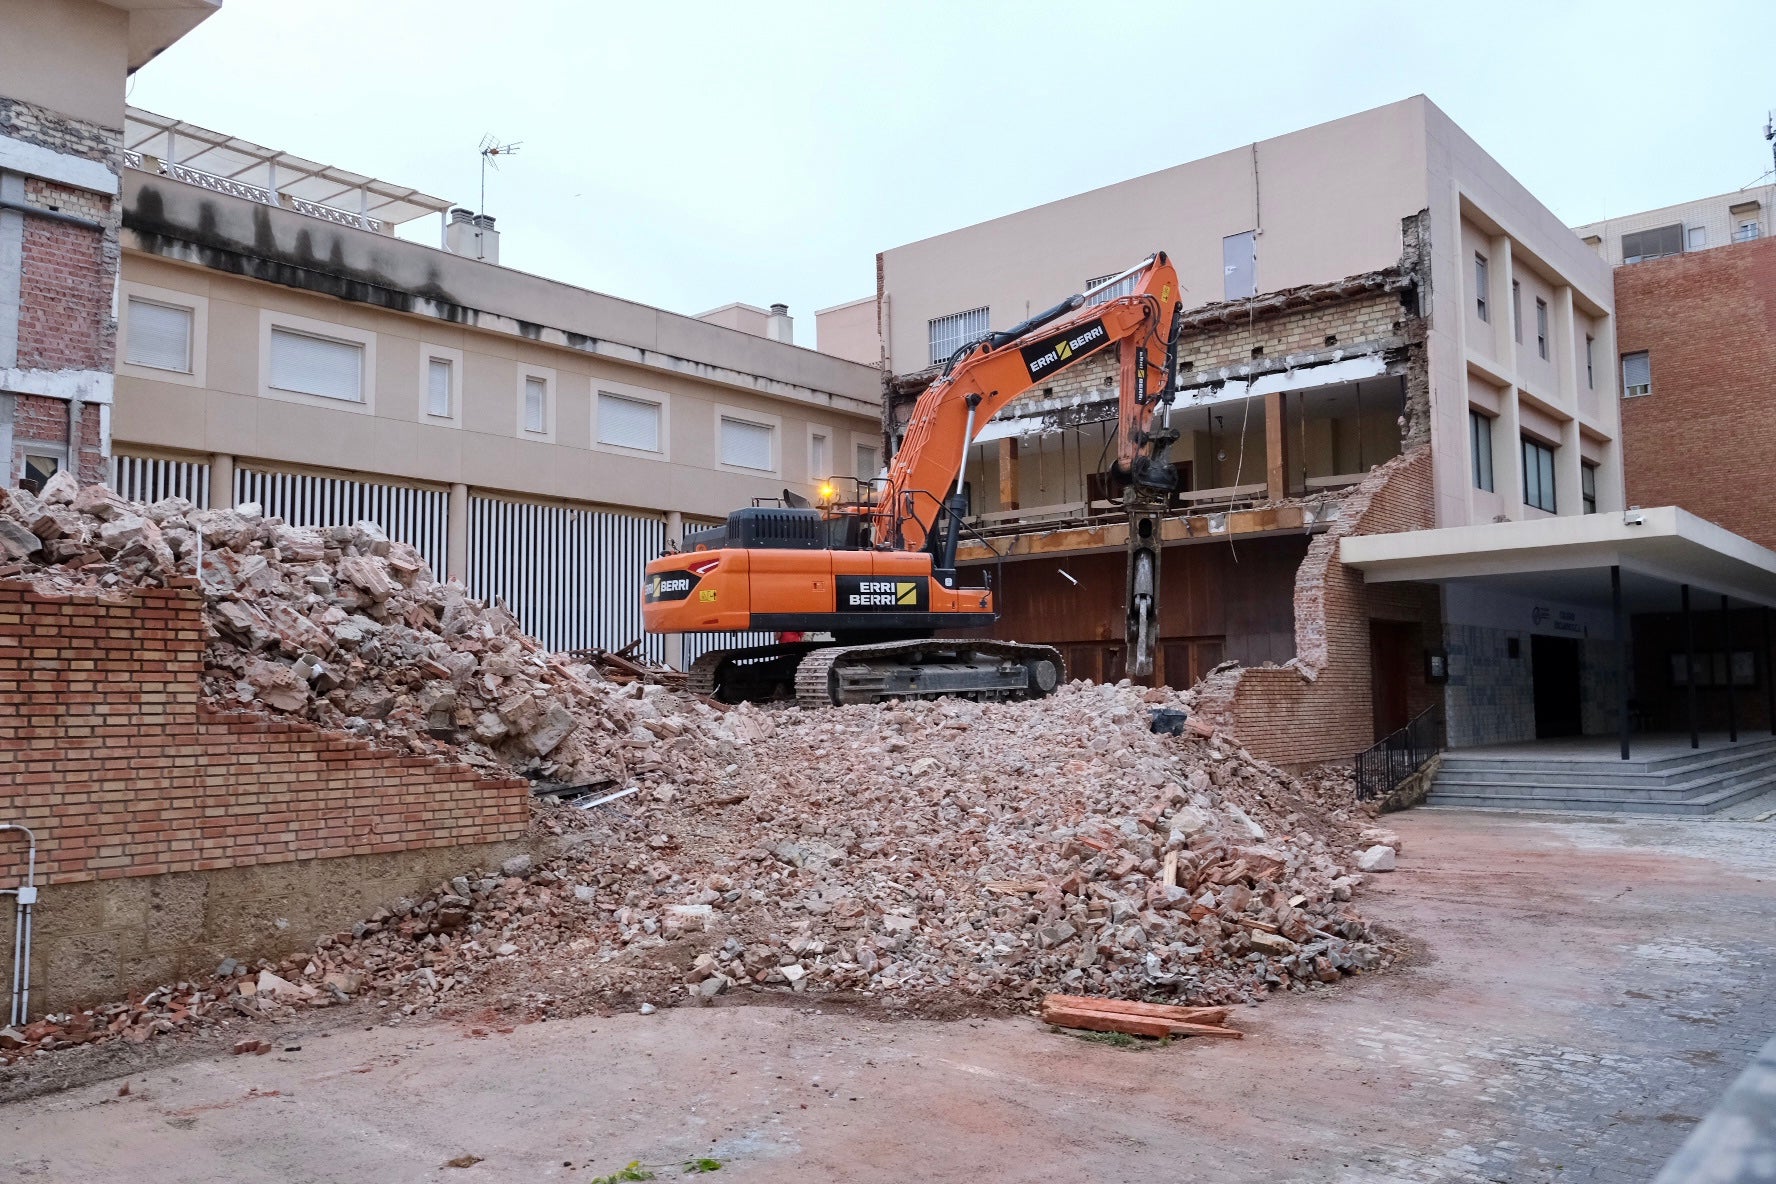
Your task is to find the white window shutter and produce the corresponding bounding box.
[597,392,661,451]
[810,433,830,477]
[856,442,879,478]
[524,376,547,432]
[720,417,773,470]
[269,328,362,401]
[126,299,192,372]
[426,358,452,417]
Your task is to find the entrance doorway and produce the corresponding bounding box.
[1369,620,1418,739]
[1532,634,1583,738]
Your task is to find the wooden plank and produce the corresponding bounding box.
[1162,850,1179,889]
[1265,388,1289,502]
[997,437,1019,512]
[1041,1002,1245,1040]
[1043,995,1232,1026]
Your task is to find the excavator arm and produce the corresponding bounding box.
[872,253,1183,561]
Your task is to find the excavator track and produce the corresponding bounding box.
[684,639,1064,708]
[793,637,1064,709]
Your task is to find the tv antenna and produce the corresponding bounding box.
[477,134,522,220]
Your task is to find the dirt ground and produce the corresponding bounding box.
[5,807,1775,1184]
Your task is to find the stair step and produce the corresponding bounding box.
[1427,770,1776,816]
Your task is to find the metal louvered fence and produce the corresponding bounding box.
[110,452,766,670]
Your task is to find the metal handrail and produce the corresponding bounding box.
[1354,704,1445,801]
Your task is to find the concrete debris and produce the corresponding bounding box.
[1357,845,1398,873]
[0,482,733,789]
[0,480,1394,1067]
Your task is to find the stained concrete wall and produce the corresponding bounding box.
[30,840,524,1011]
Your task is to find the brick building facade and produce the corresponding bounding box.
[1615,234,1776,551]
[0,579,529,1007]
[1,95,122,488]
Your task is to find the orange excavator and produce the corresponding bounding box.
[642,252,1184,706]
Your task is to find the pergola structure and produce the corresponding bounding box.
[121,107,452,235]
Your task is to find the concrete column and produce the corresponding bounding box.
[996,438,1019,512]
[209,453,234,509]
[663,510,684,671]
[1490,234,1515,370]
[0,171,24,369]
[447,482,468,583]
[1497,387,1525,520]
[1553,287,1584,515]
[1264,389,1290,501]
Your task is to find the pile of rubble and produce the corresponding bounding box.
[1,478,1401,1065]
[0,473,728,788]
[5,685,1396,1063]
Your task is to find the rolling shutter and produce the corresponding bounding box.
[720,416,773,470]
[269,328,362,401]
[126,299,192,372]
[597,392,661,451]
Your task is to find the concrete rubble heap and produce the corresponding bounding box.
[0,478,1396,1063]
[0,474,728,789]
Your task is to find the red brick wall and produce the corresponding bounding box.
[1199,447,1435,766]
[0,580,529,886]
[1616,236,1776,550]
[15,211,110,372]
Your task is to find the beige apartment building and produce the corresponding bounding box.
[812,95,1776,790]
[1572,184,1772,267]
[110,109,881,660]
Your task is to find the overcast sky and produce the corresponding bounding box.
[128,0,1776,346]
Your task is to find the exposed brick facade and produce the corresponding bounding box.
[1615,235,1776,550]
[1196,447,1437,766]
[0,580,530,887]
[0,95,121,488]
[16,199,112,371]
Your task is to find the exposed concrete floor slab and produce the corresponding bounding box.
[5,810,1775,1183]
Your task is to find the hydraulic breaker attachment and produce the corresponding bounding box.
[1126,508,1162,678]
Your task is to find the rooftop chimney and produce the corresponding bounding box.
[445,207,500,264]
[766,303,793,344]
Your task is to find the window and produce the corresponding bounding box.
[269,327,363,401]
[1581,463,1598,515]
[810,431,830,478]
[1522,438,1557,513]
[1622,223,1684,264]
[856,441,879,479]
[1622,351,1652,397]
[720,416,774,470]
[1085,272,1137,305]
[1686,226,1707,251]
[22,454,58,492]
[1585,335,1595,389]
[426,358,452,418]
[929,307,989,366]
[125,298,193,373]
[1223,231,1257,300]
[1470,410,1494,492]
[523,376,547,434]
[1474,253,1489,322]
[1535,298,1549,360]
[1735,219,1762,243]
[1512,280,1522,343]
[596,391,661,452]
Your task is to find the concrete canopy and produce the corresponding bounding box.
[1340,506,1776,613]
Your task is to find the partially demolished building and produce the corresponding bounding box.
[849,97,1633,765]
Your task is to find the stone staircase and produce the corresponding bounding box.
[1428,736,1776,815]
